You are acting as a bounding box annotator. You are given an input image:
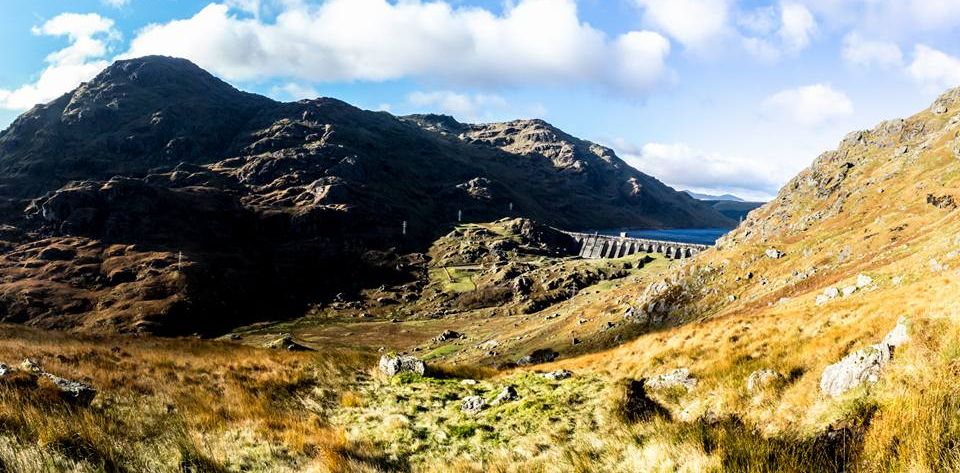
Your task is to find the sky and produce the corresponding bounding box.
[3,1,960,201]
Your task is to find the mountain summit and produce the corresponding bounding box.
[0,56,731,334]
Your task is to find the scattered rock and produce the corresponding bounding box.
[892,275,904,285]
[460,379,478,386]
[816,287,840,305]
[819,317,910,397]
[856,274,873,288]
[746,369,785,392]
[765,248,785,259]
[842,286,857,297]
[927,194,957,210]
[492,386,519,405]
[517,348,559,366]
[931,258,945,273]
[378,355,426,377]
[0,363,8,378]
[461,395,486,414]
[571,338,581,346]
[646,368,697,391]
[435,330,463,342]
[540,370,573,380]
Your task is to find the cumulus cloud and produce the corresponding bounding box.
[778,2,816,52]
[738,2,816,60]
[908,45,960,92]
[270,82,320,101]
[842,33,903,68]
[102,0,130,7]
[121,0,671,97]
[613,139,784,197]
[632,0,730,51]
[407,91,507,122]
[0,13,117,111]
[761,84,853,127]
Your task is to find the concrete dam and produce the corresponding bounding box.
[565,232,711,260]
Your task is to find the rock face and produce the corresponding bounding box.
[378,355,426,377]
[0,56,733,335]
[819,317,910,397]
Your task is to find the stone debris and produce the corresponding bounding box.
[819,317,910,397]
[379,355,426,377]
[816,287,841,305]
[842,286,858,297]
[461,395,486,414]
[646,368,698,391]
[856,274,873,288]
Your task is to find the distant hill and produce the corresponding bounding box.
[683,190,745,201]
[0,55,733,334]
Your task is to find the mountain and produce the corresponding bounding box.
[0,56,732,334]
[681,191,764,220]
[570,87,960,469]
[683,190,745,201]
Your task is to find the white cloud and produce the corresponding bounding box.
[407,91,507,122]
[0,13,117,111]
[761,84,853,127]
[121,0,671,97]
[842,33,903,68]
[632,0,730,50]
[778,2,816,52]
[270,82,320,101]
[102,0,130,7]
[613,139,784,197]
[908,44,960,92]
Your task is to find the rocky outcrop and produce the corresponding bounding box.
[263,334,312,351]
[819,317,910,397]
[492,386,519,405]
[1,359,97,406]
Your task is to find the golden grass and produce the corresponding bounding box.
[0,324,384,472]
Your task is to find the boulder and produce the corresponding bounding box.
[746,369,785,392]
[20,358,43,374]
[0,363,8,378]
[379,355,426,377]
[819,317,910,397]
[927,194,957,210]
[765,248,785,259]
[435,330,463,342]
[856,274,873,288]
[492,386,519,405]
[461,395,486,414]
[263,333,312,351]
[42,373,97,406]
[541,369,573,381]
[646,368,697,391]
[517,348,559,366]
[842,286,857,297]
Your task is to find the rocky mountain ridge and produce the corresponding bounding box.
[0,56,731,334]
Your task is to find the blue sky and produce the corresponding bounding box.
[3,1,960,201]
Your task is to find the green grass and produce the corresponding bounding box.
[423,344,462,361]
